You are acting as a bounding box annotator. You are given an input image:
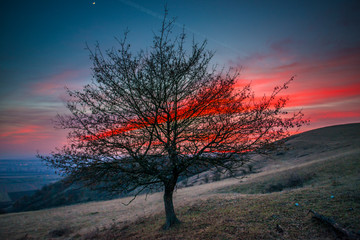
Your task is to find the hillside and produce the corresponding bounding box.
[179,122,360,187]
[0,123,359,239]
[9,123,358,213]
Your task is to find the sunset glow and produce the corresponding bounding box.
[1,0,359,159]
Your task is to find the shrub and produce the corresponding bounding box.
[264,172,314,193]
[212,172,221,182]
[48,226,72,238]
[247,164,254,173]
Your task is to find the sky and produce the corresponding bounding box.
[0,0,359,159]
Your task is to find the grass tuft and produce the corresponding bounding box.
[264,172,315,193]
[48,225,73,238]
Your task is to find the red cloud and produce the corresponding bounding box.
[232,44,360,129]
[0,125,40,138]
[285,82,360,107]
[83,44,360,141]
[0,125,49,144]
[0,105,69,158]
[0,122,68,158]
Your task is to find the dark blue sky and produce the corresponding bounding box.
[1,0,360,159]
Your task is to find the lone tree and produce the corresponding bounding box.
[40,13,306,229]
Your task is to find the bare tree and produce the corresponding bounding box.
[40,13,307,229]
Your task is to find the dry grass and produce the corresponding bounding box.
[1,124,359,239]
[0,175,241,239]
[88,188,360,240]
[80,150,360,240]
[220,149,360,195]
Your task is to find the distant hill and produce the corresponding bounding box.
[4,123,360,214]
[0,159,60,193]
[0,159,60,211]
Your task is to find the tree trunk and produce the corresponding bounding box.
[163,184,180,229]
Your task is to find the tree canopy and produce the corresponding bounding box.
[40,13,307,229]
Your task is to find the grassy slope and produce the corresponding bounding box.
[87,149,360,240]
[0,123,359,239]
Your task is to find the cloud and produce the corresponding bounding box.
[0,117,68,158]
[0,68,89,158]
[232,42,360,128]
[0,106,60,143]
[31,69,89,95]
[0,125,41,138]
[0,116,68,158]
[270,39,294,54]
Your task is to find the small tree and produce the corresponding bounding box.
[40,13,307,229]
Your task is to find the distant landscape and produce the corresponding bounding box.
[0,123,359,239]
[0,159,60,209]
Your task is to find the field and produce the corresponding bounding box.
[0,123,359,239]
[0,159,60,206]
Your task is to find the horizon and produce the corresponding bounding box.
[1,0,360,159]
[1,122,359,161]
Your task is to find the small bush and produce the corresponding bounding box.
[48,226,72,238]
[264,172,314,193]
[204,175,209,183]
[212,172,221,182]
[247,164,254,173]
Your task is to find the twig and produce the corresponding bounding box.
[308,209,360,240]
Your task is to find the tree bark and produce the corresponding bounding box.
[163,184,180,229]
